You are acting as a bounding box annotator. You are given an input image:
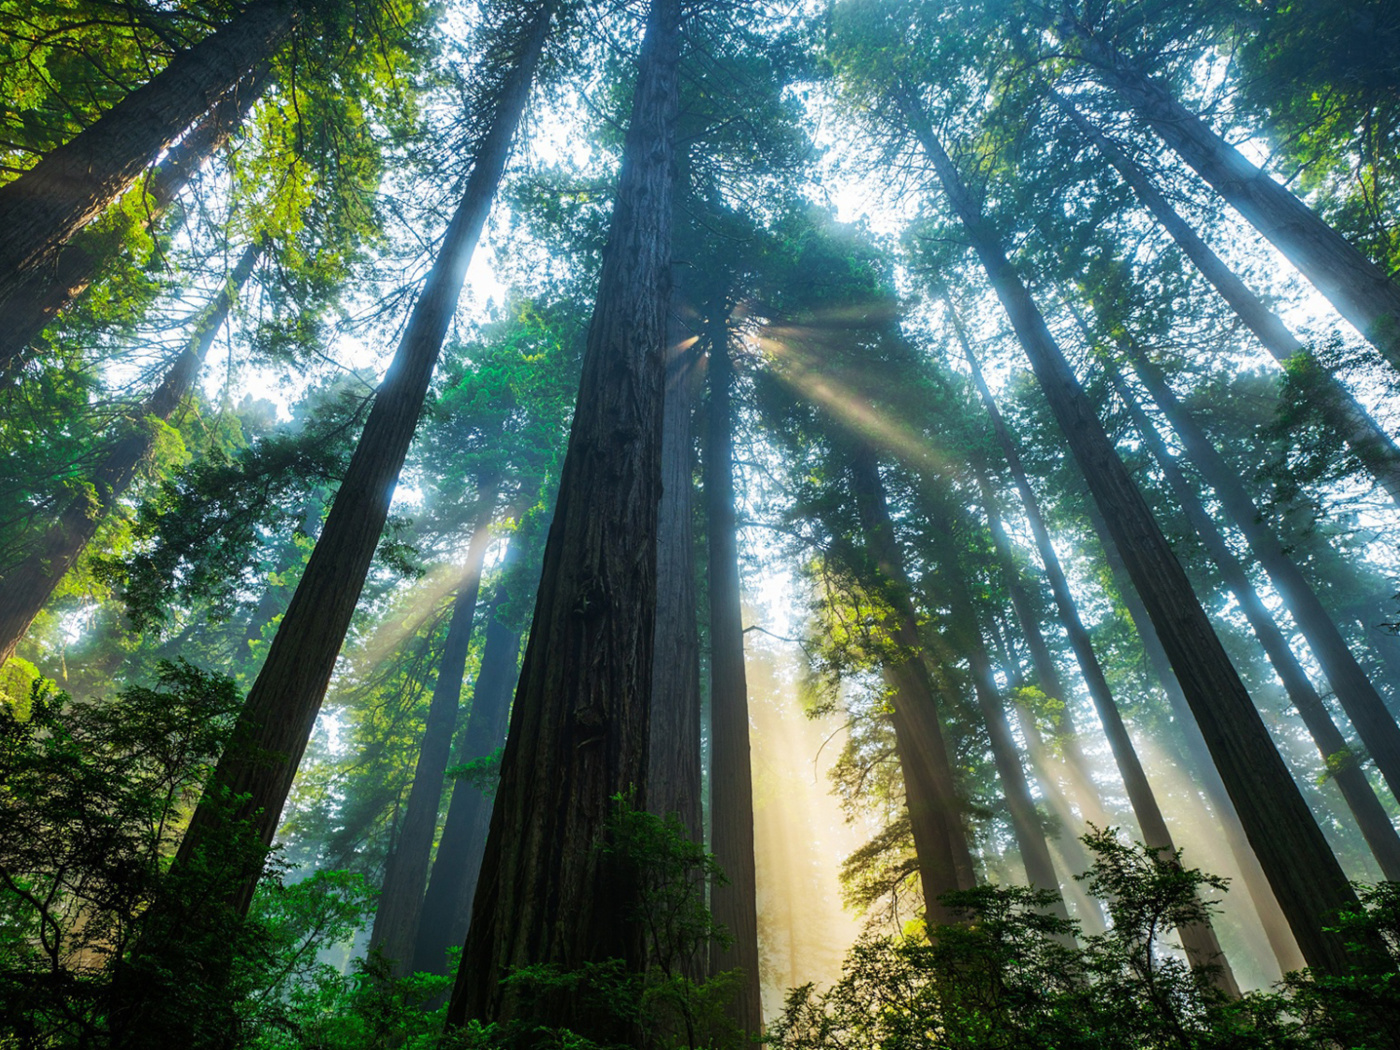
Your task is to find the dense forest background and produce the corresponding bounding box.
[3,0,1400,1046]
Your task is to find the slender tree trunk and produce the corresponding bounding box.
[953,308,1238,991]
[0,240,261,666]
[649,295,702,843]
[1082,496,1308,974]
[1121,340,1400,806]
[704,308,764,1031]
[172,0,556,919]
[1059,23,1400,366]
[1052,95,1400,506]
[847,445,978,927]
[904,96,1364,976]
[412,569,523,976]
[368,497,497,974]
[0,68,268,376]
[449,0,680,1033]
[0,1,293,303]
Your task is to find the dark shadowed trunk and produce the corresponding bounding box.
[1053,95,1400,506]
[0,1,293,303]
[847,444,977,927]
[412,567,524,976]
[649,296,702,842]
[954,311,1238,991]
[704,308,764,1031]
[0,239,262,666]
[1060,24,1400,366]
[171,0,556,919]
[905,94,1364,976]
[368,496,497,974]
[1121,340,1400,807]
[1104,357,1400,881]
[448,0,680,1034]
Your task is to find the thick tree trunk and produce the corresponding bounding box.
[1104,357,1400,880]
[0,68,268,376]
[449,0,680,1034]
[1122,342,1400,807]
[1082,497,1308,974]
[847,445,977,928]
[172,0,556,918]
[368,498,497,974]
[0,239,261,666]
[905,97,1364,976]
[704,310,764,1031]
[0,1,293,303]
[412,571,523,975]
[1060,25,1400,366]
[955,313,1238,991]
[1053,95,1400,506]
[648,299,702,843]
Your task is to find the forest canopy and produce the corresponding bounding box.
[2,0,1400,1047]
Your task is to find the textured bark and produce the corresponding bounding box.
[1054,95,1400,507]
[847,445,977,927]
[0,1,294,304]
[0,240,261,666]
[956,316,1238,991]
[412,572,523,975]
[905,97,1363,976]
[368,499,497,975]
[648,302,702,842]
[1083,498,1307,974]
[172,0,555,918]
[1124,343,1400,807]
[1061,25,1400,366]
[704,311,763,1032]
[0,68,268,376]
[449,0,680,1032]
[1106,361,1400,880]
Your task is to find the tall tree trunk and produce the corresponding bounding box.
[0,239,262,666]
[412,567,524,976]
[0,67,268,376]
[171,0,556,918]
[649,296,702,843]
[1059,23,1400,366]
[954,308,1238,991]
[1052,95,1400,506]
[904,95,1364,976]
[1121,339,1400,806]
[1104,359,1400,880]
[449,0,680,1034]
[368,496,497,974]
[1082,496,1307,974]
[847,444,978,927]
[704,308,764,1031]
[0,1,293,303]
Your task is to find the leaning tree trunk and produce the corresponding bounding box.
[0,239,262,666]
[171,0,557,919]
[0,67,269,376]
[955,310,1238,992]
[648,290,702,843]
[1104,359,1400,881]
[412,563,525,976]
[448,0,680,1035]
[0,1,293,303]
[704,308,764,1032]
[1121,340,1400,807]
[368,495,498,974]
[1059,23,1400,367]
[904,94,1365,977]
[1052,95,1400,507]
[847,444,978,927]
